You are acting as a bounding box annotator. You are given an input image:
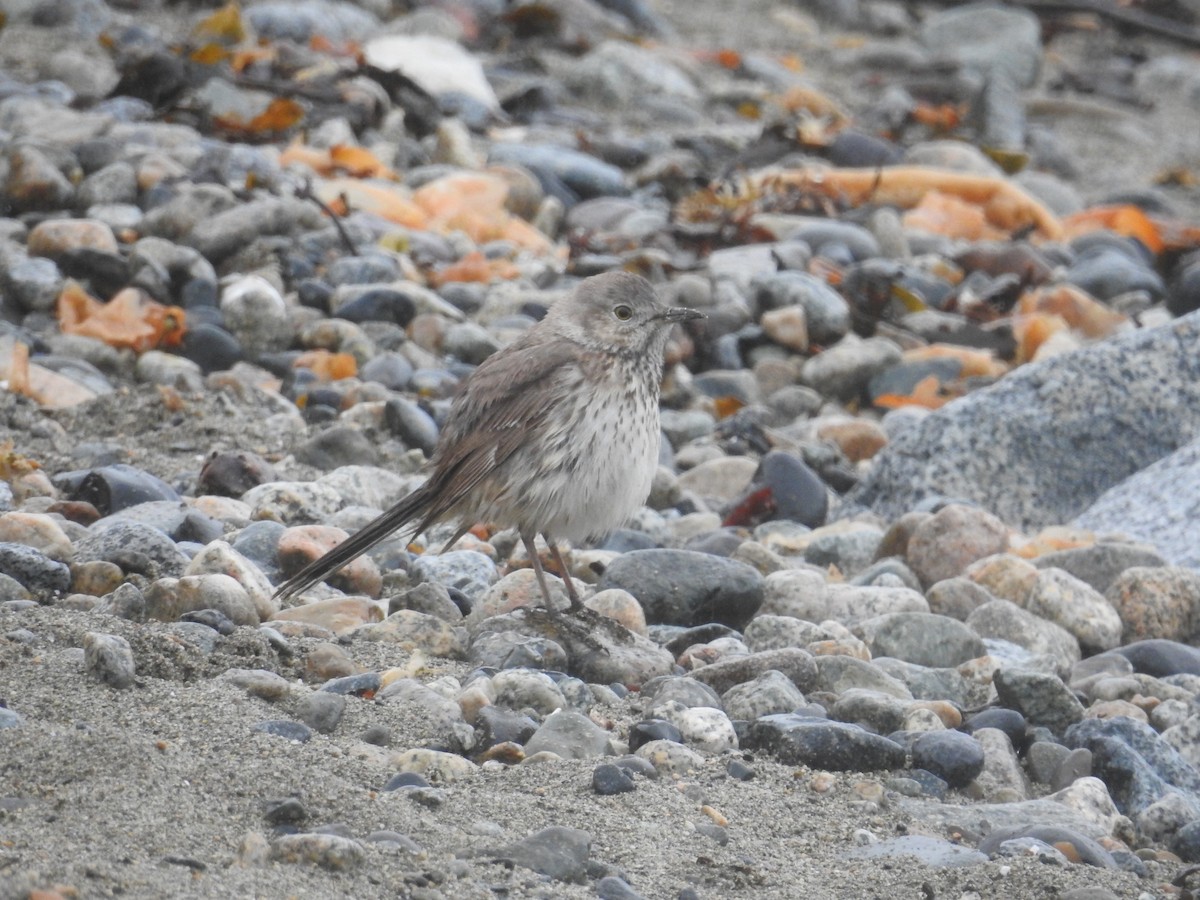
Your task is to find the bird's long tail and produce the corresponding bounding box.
[272,483,435,604]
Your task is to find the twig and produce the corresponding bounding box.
[296,177,359,256]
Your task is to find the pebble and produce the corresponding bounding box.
[854,611,986,668]
[596,549,764,629]
[82,631,136,688]
[911,730,986,788]
[749,714,906,771]
[269,833,364,870]
[523,710,612,759]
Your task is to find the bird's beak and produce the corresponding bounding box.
[659,307,706,323]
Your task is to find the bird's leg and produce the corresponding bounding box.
[521,532,561,614]
[546,538,583,613]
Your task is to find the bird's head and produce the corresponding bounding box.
[545,271,705,357]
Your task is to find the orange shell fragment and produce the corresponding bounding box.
[427,251,520,287]
[902,344,1009,379]
[57,282,186,353]
[721,166,1065,241]
[1061,205,1164,255]
[293,349,358,381]
[902,190,1008,241]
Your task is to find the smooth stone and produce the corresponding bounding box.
[1031,542,1168,594]
[475,706,538,750]
[391,748,478,783]
[628,719,683,751]
[490,825,590,883]
[523,710,612,760]
[469,630,569,672]
[813,655,912,700]
[689,648,819,696]
[911,730,985,789]
[596,549,763,629]
[1114,640,1200,677]
[297,692,345,734]
[1107,567,1200,644]
[972,727,1031,802]
[241,482,344,526]
[854,612,986,668]
[357,610,467,658]
[82,631,136,688]
[491,668,567,716]
[269,833,364,870]
[925,577,996,621]
[977,824,1117,868]
[994,669,1085,735]
[905,504,1010,588]
[721,670,807,722]
[592,763,636,795]
[964,708,1028,750]
[1025,568,1122,654]
[651,702,737,753]
[966,599,1081,674]
[0,543,71,596]
[800,335,902,404]
[751,271,851,344]
[749,714,906,771]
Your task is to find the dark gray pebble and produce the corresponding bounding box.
[197,450,277,498]
[293,425,379,470]
[263,796,308,826]
[180,608,236,635]
[629,719,683,751]
[978,824,1117,868]
[180,323,242,374]
[748,714,905,771]
[383,772,430,791]
[1114,639,1200,677]
[383,398,439,456]
[592,763,636,795]
[320,672,382,696]
[475,705,538,750]
[597,549,763,629]
[0,543,70,595]
[964,707,1027,750]
[59,463,180,515]
[911,730,985,789]
[333,288,416,326]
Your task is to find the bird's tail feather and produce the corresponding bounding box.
[272,484,434,603]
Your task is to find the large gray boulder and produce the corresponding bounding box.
[838,311,1200,530]
[1073,436,1200,569]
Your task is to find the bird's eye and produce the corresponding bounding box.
[613,304,633,321]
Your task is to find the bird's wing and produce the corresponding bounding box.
[414,332,584,529]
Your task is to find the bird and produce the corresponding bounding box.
[272,271,704,613]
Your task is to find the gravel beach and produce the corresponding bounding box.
[3,1,1200,898]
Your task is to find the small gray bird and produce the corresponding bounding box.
[273,271,704,612]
